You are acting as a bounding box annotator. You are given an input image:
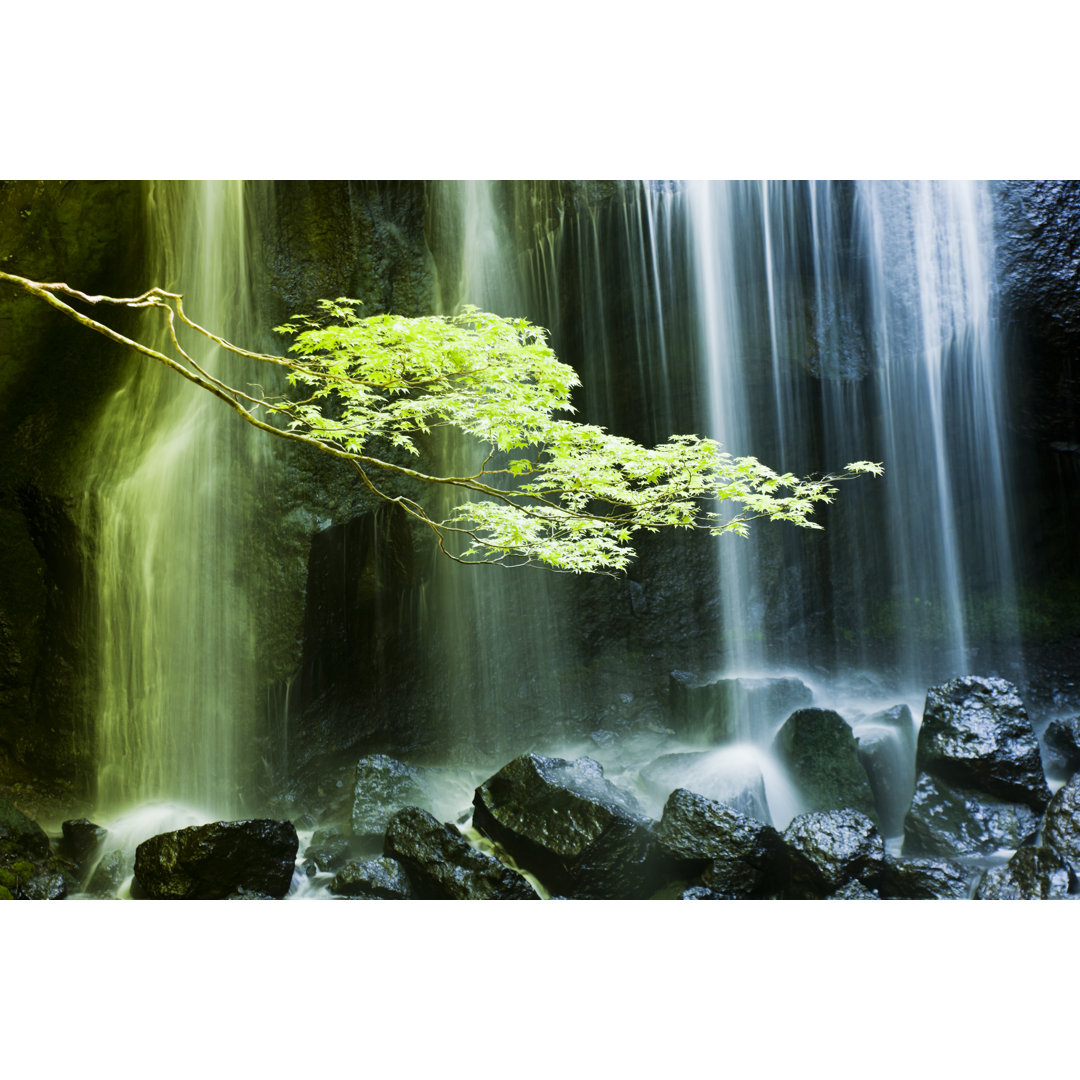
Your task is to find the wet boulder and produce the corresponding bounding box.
[59,818,107,871]
[902,773,1041,857]
[133,819,299,900]
[973,845,1074,899]
[773,709,878,824]
[86,849,130,896]
[1042,772,1080,873]
[302,829,352,876]
[328,856,414,899]
[668,672,812,742]
[22,871,68,900]
[383,806,536,900]
[352,754,434,846]
[856,705,916,837]
[918,676,1051,809]
[0,798,50,859]
[828,880,881,899]
[877,856,974,900]
[472,753,659,899]
[1043,716,1080,778]
[782,809,886,898]
[640,751,771,823]
[656,788,789,898]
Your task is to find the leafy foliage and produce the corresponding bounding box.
[0,272,882,574]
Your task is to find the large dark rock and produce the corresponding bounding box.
[1043,716,1080,778]
[782,809,886,898]
[902,773,1041,857]
[302,829,353,876]
[639,751,771,823]
[59,818,107,871]
[773,708,878,824]
[668,673,812,742]
[472,753,659,900]
[917,676,1051,809]
[133,819,299,900]
[351,754,434,845]
[877,856,974,900]
[973,845,1075,900]
[86,849,130,896]
[383,806,536,900]
[856,705,916,837]
[655,787,788,898]
[1042,772,1080,874]
[0,797,50,858]
[328,857,414,900]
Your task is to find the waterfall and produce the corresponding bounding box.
[83,181,274,818]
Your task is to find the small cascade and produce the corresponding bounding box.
[83,181,275,819]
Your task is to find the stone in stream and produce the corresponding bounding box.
[917,676,1051,810]
[655,787,789,899]
[1041,771,1080,876]
[351,754,434,846]
[472,753,660,900]
[668,672,812,742]
[973,845,1075,900]
[328,856,414,900]
[782,808,886,899]
[772,708,879,825]
[856,705,916,837]
[877,856,975,900]
[59,818,108,871]
[1042,715,1080,779]
[132,819,299,900]
[0,798,51,859]
[902,773,1041,858]
[639,751,771,823]
[383,806,536,900]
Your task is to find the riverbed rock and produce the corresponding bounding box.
[351,754,434,846]
[302,829,352,876]
[973,845,1074,899]
[902,773,1041,857]
[782,809,886,898]
[1043,716,1080,778]
[86,849,130,896]
[856,705,916,837]
[668,672,812,742]
[877,856,974,899]
[639,751,771,823]
[656,787,789,898]
[383,806,536,900]
[918,676,1051,809]
[773,708,878,824]
[0,798,50,858]
[328,856,414,899]
[472,753,660,899]
[133,819,299,900]
[1042,772,1080,874]
[59,818,107,872]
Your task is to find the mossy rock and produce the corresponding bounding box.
[0,885,13,900]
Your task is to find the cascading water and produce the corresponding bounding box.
[83,180,274,823]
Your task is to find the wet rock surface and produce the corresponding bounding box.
[917,676,1051,809]
[973,845,1075,899]
[383,806,536,900]
[856,705,916,836]
[472,753,659,899]
[328,856,414,899]
[1042,772,1080,874]
[773,708,878,824]
[656,787,788,899]
[902,773,1041,857]
[352,754,435,845]
[782,809,886,898]
[639,751,771,823]
[0,797,50,858]
[133,819,299,900]
[59,818,106,870]
[877,856,974,900]
[668,673,812,742]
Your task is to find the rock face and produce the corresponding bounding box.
[1042,772,1080,874]
[903,773,1041,857]
[655,788,789,898]
[328,857,414,900]
[782,809,886,898]
[133,820,299,900]
[472,753,658,899]
[383,807,536,900]
[917,676,1051,809]
[973,846,1074,900]
[59,818,107,871]
[773,709,878,824]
